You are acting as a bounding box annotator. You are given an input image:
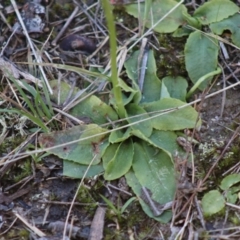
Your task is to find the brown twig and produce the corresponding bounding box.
[10,0,53,94]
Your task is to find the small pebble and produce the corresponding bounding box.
[59,34,96,54]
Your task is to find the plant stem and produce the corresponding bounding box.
[102,0,125,118]
[186,68,222,99]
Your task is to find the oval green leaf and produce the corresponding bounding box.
[125,170,172,223]
[132,142,175,205]
[39,124,108,165]
[104,139,134,180]
[210,13,240,48]
[162,76,188,101]
[124,50,161,103]
[202,190,225,216]
[132,129,184,156]
[226,186,239,204]
[143,98,201,130]
[70,95,118,124]
[185,31,218,90]
[109,128,132,143]
[63,160,104,178]
[50,80,118,124]
[193,0,239,25]
[126,104,152,137]
[220,173,240,190]
[102,143,120,168]
[125,0,186,33]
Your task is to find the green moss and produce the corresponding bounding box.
[199,230,210,239]
[63,3,73,11]
[217,139,240,172]
[219,152,235,168]
[76,185,95,203]
[104,200,162,239]
[19,229,30,238]
[0,135,26,155]
[230,213,240,225]
[75,184,101,215]
[155,34,187,79]
[49,192,58,201]
[13,159,32,183]
[6,229,29,239]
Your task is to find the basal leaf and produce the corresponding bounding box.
[109,89,136,107]
[104,139,134,180]
[50,80,76,104]
[109,127,132,143]
[50,80,118,124]
[126,104,152,137]
[63,160,104,178]
[132,129,183,156]
[172,26,193,37]
[70,94,118,124]
[143,98,201,130]
[160,81,170,99]
[124,51,142,104]
[117,77,138,93]
[185,31,218,90]
[125,0,186,33]
[225,186,240,204]
[110,78,139,106]
[130,142,175,219]
[210,13,240,48]
[125,170,172,223]
[220,173,240,190]
[124,50,161,103]
[202,190,225,216]
[140,50,161,103]
[39,124,108,165]
[162,76,188,101]
[102,143,120,168]
[193,0,239,25]
[148,130,183,155]
[182,8,201,29]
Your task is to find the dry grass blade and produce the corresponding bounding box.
[13,212,46,237]
[10,0,53,94]
[2,0,240,238]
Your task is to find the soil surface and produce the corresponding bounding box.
[1,0,240,239]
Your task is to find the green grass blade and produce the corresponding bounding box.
[0,109,48,132]
[102,0,125,118]
[9,76,38,116]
